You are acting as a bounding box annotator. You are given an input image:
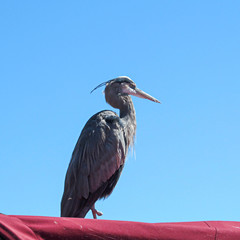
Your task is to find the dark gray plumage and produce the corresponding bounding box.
[61,76,160,218]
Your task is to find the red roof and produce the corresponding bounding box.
[1,214,240,239]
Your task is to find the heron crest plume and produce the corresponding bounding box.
[90,76,133,93]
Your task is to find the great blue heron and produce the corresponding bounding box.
[61,76,160,219]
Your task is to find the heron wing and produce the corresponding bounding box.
[64,110,127,201]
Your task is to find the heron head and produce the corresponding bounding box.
[91,76,160,104]
[106,76,161,104]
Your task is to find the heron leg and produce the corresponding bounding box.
[91,204,103,219]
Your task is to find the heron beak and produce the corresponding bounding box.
[132,88,161,103]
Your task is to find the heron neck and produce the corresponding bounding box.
[119,97,136,123]
[119,97,136,148]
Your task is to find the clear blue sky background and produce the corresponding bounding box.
[0,1,239,223]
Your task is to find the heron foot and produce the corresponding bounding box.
[91,205,103,219]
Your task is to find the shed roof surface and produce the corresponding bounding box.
[0,214,240,240]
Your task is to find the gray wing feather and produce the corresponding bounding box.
[62,110,127,206]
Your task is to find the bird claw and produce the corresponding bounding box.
[91,207,103,219]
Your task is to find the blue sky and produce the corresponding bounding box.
[0,1,240,223]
